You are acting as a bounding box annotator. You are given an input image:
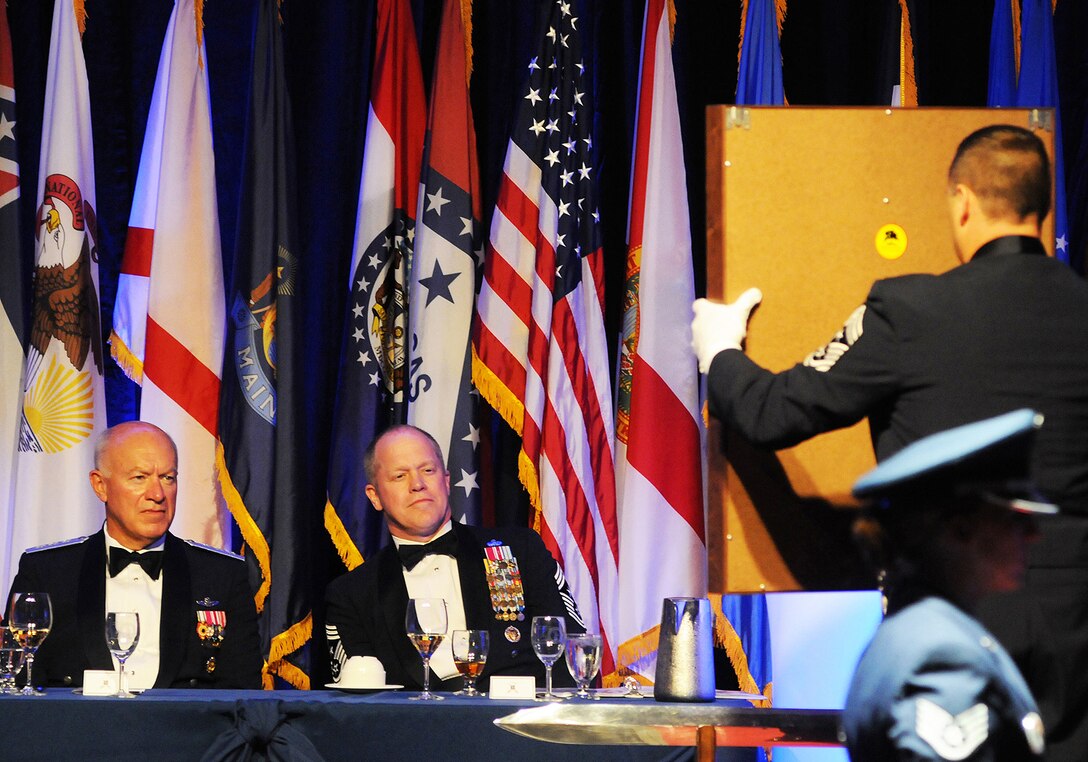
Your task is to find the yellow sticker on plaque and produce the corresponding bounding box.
[875,224,907,260]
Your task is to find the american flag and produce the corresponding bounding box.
[472,0,618,673]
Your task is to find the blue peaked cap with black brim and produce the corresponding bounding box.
[852,408,1058,515]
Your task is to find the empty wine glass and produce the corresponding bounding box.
[451,630,488,697]
[530,615,566,701]
[1,628,25,694]
[565,633,602,699]
[105,612,141,698]
[405,598,447,700]
[8,592,52,696]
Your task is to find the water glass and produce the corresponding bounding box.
[530,615,566,701]
[565,633,602,699]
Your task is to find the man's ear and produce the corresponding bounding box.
[365,483,383,512]
[951,184,973,227]
[89,470,108,504]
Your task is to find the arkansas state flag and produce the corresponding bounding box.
[110,0,227,546]
[406,0,482,526]
[10,0,107,575]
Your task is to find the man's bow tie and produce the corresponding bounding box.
[397,532,459,571]
[109,547,164,580]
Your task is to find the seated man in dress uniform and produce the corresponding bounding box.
[6,421,262,689]
[325,424,583,691]
[844,409,1053,761]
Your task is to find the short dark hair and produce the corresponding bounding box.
[363,424,446,483]
[948,125,1051,223]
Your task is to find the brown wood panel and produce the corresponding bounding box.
[705,107,1056,593]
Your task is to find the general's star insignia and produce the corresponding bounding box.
[915,698,989,760]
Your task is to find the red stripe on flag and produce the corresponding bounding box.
[482,243,533,328]
[121,227,154,277]
[628,354,704,540]
[540,401,600,590]
[496,173,544,251]
[553,298,618,558]
[474,319,527,401]
[144,317,220,437]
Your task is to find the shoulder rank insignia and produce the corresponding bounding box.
[184,539,244,560]
[26,535,91,553]
[915,697,989,760]
[483,543,526,622]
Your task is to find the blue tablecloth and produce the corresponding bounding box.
[0,689,761,761]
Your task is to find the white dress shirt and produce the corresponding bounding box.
[104,527,164,691]
[392,523,466,680]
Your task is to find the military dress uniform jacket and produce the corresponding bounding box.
[706,236,1088,759]
[8,530,262,689]
[844,595,1045,761]
[324,522,583,690]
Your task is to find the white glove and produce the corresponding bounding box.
[691,288,763,373]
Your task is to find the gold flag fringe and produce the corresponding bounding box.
[460,0,474,82]
[108,331,145,385]
[1013,0,1022,79]
[897,0,917,106]
[615,625,661,685]
[709,593,773,708]
[196,0,206,70]
[264,611,312,689]
[215,441,272,612]
[666,0,677,44]
[324,499,365,570]
[74,0,87,36]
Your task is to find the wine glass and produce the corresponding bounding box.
[405,598,447,700]
[451,630,488,697]
[530,615,566,701]
[1,628,26,694]
[105,612,141,698]
[8,592,52,696]
[565,633,602,699]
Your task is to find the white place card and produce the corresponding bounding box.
[81,670,119,696]
[487,675,536,700]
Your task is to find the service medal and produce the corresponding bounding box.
[484,542,526,623]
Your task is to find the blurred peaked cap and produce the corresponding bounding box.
[852,409,1058,515]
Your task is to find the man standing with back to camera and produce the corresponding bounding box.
[691,125,1088,760]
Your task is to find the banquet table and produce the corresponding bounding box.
[0,688,842,761]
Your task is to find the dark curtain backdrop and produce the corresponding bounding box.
[5,0,1087,686]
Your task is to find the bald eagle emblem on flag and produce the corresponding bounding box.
[21,174,101,454]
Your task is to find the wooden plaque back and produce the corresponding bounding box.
[705,107,1056,593]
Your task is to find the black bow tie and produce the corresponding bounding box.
[397,532,459,571]
[109,547,164,580]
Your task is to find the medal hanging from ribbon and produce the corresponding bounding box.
[195,609,227,674]
[483,543,526,623]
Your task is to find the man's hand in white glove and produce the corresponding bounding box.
[691,288,763,373]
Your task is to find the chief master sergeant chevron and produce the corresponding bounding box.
[6,421,262,689]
